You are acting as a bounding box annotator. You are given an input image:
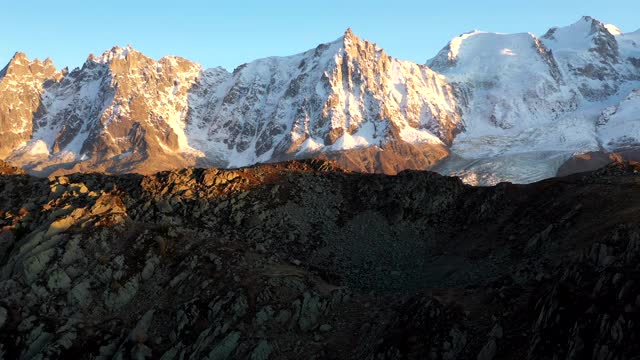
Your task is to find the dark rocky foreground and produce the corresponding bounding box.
[1,159,640,359]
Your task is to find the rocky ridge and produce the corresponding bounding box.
[0,160,26,175]
[1,159,640,358]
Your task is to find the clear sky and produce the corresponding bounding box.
[2,0,639,72]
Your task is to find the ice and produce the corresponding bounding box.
[435,151,573,185]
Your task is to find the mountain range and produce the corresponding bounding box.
[1,16,639,184]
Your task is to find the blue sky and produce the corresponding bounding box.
[2,0,639,71]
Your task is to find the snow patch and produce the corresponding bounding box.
[16,140,50,157]
[297,137,324,154]
[330,132,371,151]
[399,126,443,145]
[500,48,516,56]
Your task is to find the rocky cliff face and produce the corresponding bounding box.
[0,18,639,183]
[5,46,205,176]
[1,159,640,358]
[0,53,62,159]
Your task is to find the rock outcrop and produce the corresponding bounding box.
[0,160,25,175]
[1,159,640,358]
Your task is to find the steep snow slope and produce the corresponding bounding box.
[597,89,640,149]
[617,28,640,66]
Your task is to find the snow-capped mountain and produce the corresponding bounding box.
[0,30,461,175]
[430,16,640,184]
[0,17,639,183]
[187,29,462,173]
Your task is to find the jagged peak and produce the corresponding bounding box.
[336,27,361,46]
[540,16,622,60]
[226,28,386,75]
[343,27,359,43]
[93,44,141,64]
[574,15,622,33]
[88,45,199,72]
[323,28,371,48]
[580,15,597,23]
[4,52,34,69]
[337,28,385,55]
[1,51,58,79]
[573,16,607,29]
[1,52,26,77]
[543,16,615,40]
[11,51,29,62]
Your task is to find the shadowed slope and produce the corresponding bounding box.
[1,160,640,358]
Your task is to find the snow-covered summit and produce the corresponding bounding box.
[542,16,617,51]
[428,28,566,137]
